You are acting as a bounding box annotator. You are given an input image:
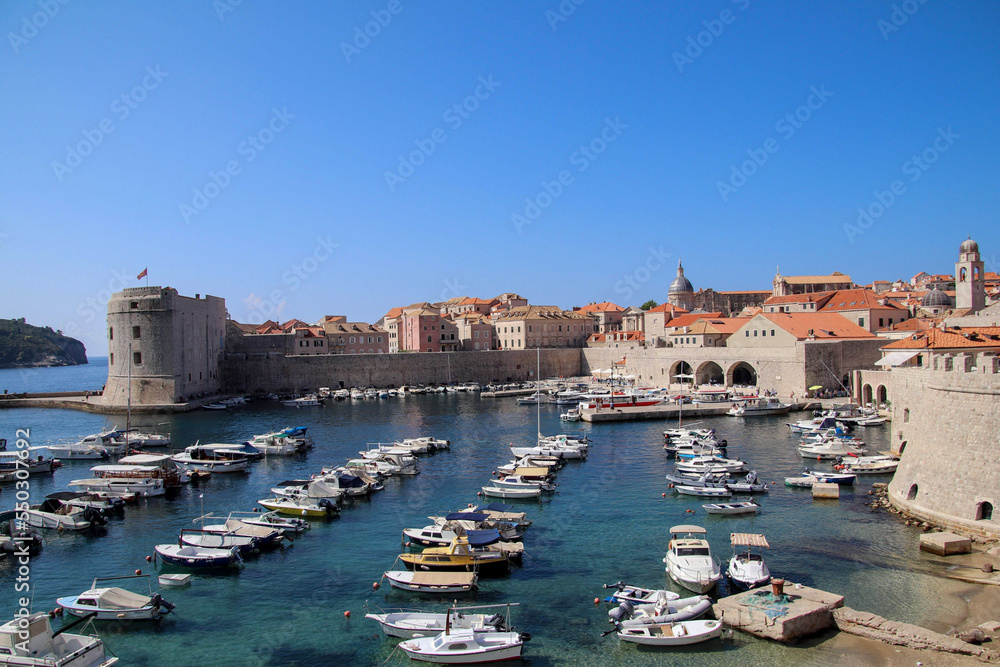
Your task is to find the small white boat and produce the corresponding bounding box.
[663,525,721,594]
[398,628,526,663]
[675,485,731,498]
[171,446,248,473]
[23,497,105,531]
[703,501,758,515]
[856,416,887,426]
[56,575,174,621]
[382,570,478,594]
[257,495,339,517]
[282,395,320,407]
[157,573,191,587]
[559,409,582,422]
[798,439,865,460]
[179,528,260,553]
[784,476,815,488]
[365,603,509,639]
[481,485,541,499]
[601,582,680,605]
[616,619,723,646]
[202,402,228,410]
[609,592,713,627]
[492,475,555,492]
[801,470,856,485]
[0,612,119,666]
[675,456,747,474]
[728,532,771,590]
[153,544,240,568]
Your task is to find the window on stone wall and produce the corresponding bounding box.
[977,502,994,521]
[110,353,114,365]
[130,301,138,309]
[132,326,141,339]
[109,327,114,340]
[903,408,909,422]
[907,484,918,500]
[133,351,142,365]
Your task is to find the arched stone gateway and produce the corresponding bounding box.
[876,385,888,405]
[862,384,874,406]
[977,502,994,522]
[695,361,724,386]
[669,360,693,385]
[728,361,757,387]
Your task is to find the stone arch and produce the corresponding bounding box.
[876,385,888,405]
[977,502,994,521]
[728,361,757,387]
[862,384,874,405]
[960,267,967,282]
[907,484,918,501]
[669,360,693,385]
[695,360,724,386]
[974,266,981,281]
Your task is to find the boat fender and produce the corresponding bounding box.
[519,632,531,642]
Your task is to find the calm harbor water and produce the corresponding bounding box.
[0,363,961,666]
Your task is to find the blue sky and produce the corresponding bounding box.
[2,1,998,354]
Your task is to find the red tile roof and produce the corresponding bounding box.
[818,288,906,312]
[756,313,876,340]
[665,312,723,328]
[645,303,690,315]
[578,302,624,313]
[882,326,1000,350]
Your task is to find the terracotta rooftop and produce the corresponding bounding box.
[763,292,833,306]
[781,272,852,284]
[588,331,645,342]
[665,312,723,329]
[878,318,936,333]
[882,326,1000,350]
[819,288,907,312]
[494,306,590,320]
[756,313,876,340]
[645,303,690,315]
[578,301,624,313]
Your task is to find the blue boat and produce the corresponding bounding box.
[154,544,241,568]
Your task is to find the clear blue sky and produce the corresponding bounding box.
[2,1,998,354]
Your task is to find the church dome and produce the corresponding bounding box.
[960,237,979,254]
[921,288,952,308]
[668,261,693,294]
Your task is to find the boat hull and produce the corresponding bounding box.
[55,598,164,621]
[617,620,723,646]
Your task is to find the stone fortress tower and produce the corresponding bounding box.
[955,236,986,312]
[667,260,695,311]
[103,287,226,406]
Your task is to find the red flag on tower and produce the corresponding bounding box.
[137,268,148,280]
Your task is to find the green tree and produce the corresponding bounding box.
[640,300,658,310]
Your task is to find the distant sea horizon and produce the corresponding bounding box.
[0,356,108,394]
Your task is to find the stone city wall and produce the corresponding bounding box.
[219,348,583,394]
[886,353,1000,538]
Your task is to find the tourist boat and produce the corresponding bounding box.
[609,592,713,628]
[601,582,680,605]
[727,396,791,417]
[663,525,721,594]
[257,494,339,517]
[56,575,175,621]
[616,619,724,646]
[171,446,248,473]
[399,536,510,573]
[153,544,241,568]
[398,627,527,664]
[553,390,584,405]
[0,611,119,666]
[800,428,865,447]
[509,443,586,460]
[797,439,865,460]
[70,467,163,499]
[691,389,733,404]
[578,390,664,409]
[675,485,732,498]
[282,395,321,407]
[837,455,899,475]
[23,497,107,531]
[481,484,542,500]
[179,528,260,554]
[703,501,758,515]
[801,470,856,485]
[728,532,771,590]
[382,569,478,594]
[0,450,55,476]
[365,603,509,639]
[674,456,747,475]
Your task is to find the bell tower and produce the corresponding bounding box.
[955,237,985,312]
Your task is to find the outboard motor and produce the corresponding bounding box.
[318,498,336,513]
[608,600,635,625]
[518,632,532,642]
[82,508,108,527]
[150,593,176,612]
[486,613,506,631]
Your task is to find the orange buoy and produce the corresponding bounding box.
[134,569,141,575]
[661,493,666,498]
[405,542,411,547]
[373,582,380,590]
[344,610,351,618]
[593,597,600,604]
[145,555,152,563]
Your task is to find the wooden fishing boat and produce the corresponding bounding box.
[616,619,723,646]
[381,570,478,594]
[398,537,510,574]
[364,603,509,639]
[702,501,758,515]
[675,485,732,498]
[398,628,527,663]
[56,575,174,621]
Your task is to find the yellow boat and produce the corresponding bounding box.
[257,496,338,517]
[400,537,510,573]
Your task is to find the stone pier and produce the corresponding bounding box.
[713,584,844,642]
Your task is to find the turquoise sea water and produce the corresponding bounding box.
[0,364,962,666]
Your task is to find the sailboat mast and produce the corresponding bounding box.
[536,347,541,439]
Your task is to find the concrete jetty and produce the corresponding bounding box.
[713,583,844,642]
